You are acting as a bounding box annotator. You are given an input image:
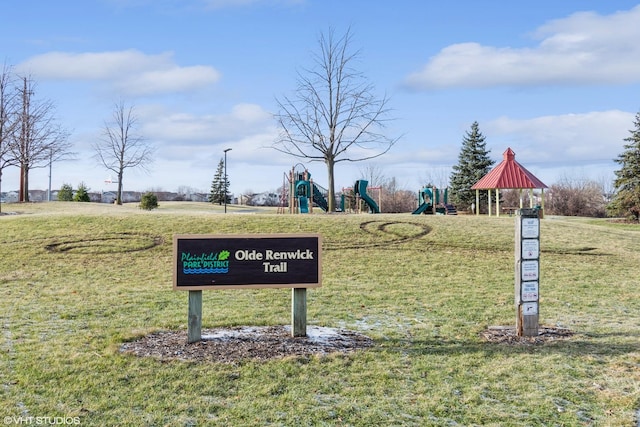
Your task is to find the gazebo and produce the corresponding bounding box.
[471,148,548,217]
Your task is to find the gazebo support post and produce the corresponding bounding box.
[496,189,500,217]
[518,189,523,209]
[529,188,534,208]
[475,190,480,215]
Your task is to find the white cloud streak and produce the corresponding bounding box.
[405,5,640,89]
[141,103,274,144]
[16,50,221,96]
[484,110,633,165]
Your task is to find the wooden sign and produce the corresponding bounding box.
[515,209,540,337]
[173,233,322,342]
[173,234,322,290]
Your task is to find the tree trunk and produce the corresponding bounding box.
[116,171,124,205]
[326,157,335,212]
[21,165,29,202]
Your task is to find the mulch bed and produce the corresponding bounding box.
[480,325,574,345]
[120,324,574,364]
[120,325,374,363]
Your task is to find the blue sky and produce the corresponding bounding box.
[3,0,640,196]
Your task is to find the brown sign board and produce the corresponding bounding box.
[173,234,322,290]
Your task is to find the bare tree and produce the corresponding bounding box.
[380,177,415,213]
[359,163,386,187]
[547,174,607,217]
[274,27,398,212]
[0,63,19,212]
[12,76,71,202]
[419,167,451,190]
[93,101,154,205]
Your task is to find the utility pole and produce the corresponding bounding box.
[18,77,33,202]
[224,148,232,213]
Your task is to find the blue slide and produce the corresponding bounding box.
[298,196,309,213]
[354,180,380,213]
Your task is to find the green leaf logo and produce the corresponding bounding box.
[219,250,230,261]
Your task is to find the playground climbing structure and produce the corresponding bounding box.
[281,165,330,214]
[412,187,457,215]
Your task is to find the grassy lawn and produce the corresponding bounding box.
[1,202,638,426]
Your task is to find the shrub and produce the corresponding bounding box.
[139,192,159,210]
[58,184,73,201]
[547,177,606,217]
[74,182,91,202]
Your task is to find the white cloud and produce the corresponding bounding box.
[369,111,632,189]
[116,65,221,96]
[405,5,640,89]
[484,110,633,165]
[141,103,273,144]
[16,50,221,96]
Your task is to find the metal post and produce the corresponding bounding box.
[224,148,232,213]
[48,149,52,202]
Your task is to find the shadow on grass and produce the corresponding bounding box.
[376,333,640,358]
[325,220,433,250]
[43,233,164,254]
[543,246,613,256]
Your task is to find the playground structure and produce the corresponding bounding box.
[279,165,381,214]
[282,165,330,214]
[341,180,381,214]
[412,187,457,215]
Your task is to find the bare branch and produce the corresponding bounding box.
[274,27,397,211]
[9,75,72,201]
[92,100,155,205]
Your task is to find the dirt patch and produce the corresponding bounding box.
[120,325,574,363]
[480,325,574,345]
[120,326,374,363]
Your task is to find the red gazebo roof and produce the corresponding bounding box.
[471,148,547,190]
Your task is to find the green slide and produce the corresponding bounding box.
[412,203,431,215]
[354,180,380,213]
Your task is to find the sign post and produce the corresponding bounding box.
[515,209,540,337]
[173,234,321,342]
[187,290,202,344]
[292,288,307,337]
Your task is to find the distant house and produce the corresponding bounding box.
[122,191,142,203]
[189,193,209,202]
[1,191,23,203]
[247,192,280,206]
[28,190,48,202]
[99,191,117,203]
[1,189,214,204]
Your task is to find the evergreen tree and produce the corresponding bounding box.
[208,158,230,205]
[74,182,90,202]
[57,183,73,201]
[449,121,495,210]
[607,112,640,221]
[139,192,158,210]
